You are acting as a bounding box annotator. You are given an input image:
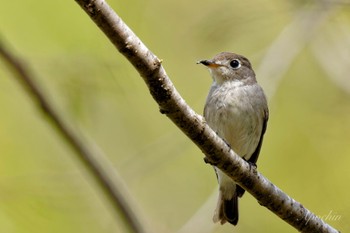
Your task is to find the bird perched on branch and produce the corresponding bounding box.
[198,52,269,225]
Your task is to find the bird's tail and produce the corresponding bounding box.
[213,190,239,225]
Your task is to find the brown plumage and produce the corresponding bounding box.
[199,52,269,225]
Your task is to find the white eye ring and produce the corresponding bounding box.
[229,59,241,69]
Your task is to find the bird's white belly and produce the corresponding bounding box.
[205,83,263,160]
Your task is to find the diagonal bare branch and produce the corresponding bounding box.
[185,4,340,230]
[73,0,340,232]
[0,40,150,233]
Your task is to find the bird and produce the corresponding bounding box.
[198,52,269,225]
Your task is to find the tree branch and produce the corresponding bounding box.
[0,41,150,233]
[74,0,340,232]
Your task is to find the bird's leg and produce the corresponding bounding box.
[247,161,258,170]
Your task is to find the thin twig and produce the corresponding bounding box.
[0,41,150,233]
[74,0,340,232]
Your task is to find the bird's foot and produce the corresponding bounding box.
[247,161,258,170]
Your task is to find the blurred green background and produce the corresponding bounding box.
[1,0,349,232]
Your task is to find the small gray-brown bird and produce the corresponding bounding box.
[198,52,269,225]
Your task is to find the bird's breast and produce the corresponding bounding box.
[204,82,266,159]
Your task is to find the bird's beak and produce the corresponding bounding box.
[197,59,221,68]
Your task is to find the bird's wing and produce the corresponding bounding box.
[236,108,269,198]
[247,108,269,165]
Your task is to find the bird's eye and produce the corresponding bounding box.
[229,59,241,69]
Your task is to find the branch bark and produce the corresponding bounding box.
[74,0,341,232]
